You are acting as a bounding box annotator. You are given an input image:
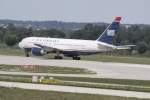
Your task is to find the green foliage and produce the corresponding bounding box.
[0,87,145,100]
[0,64,95,74]
[71,24,105,40]
[33,29,66,38]
[54,76,150,87]
[137,42,147,54]
[4,34,17,46]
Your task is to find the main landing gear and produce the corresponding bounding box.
[72,56,81,60]
[54,55,63,59]
[26,53,30,57]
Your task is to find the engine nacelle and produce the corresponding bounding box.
[31,48,46,56]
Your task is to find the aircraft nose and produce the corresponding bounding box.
[18,41,23,48]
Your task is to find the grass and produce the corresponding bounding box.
[49,76,150,92]
[0,64,95,74]
[44,53,150,64]
[0,75,31,83]
[0,48,24,56]
[50,76,150,87]
[1,75,150,92]
[0,87,148,100]
[81,54,150,64]
[59,81,150,93]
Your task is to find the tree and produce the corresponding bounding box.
[70,24,105,40]
[0,28,5,42]
[4,34,17,46]
[33,29,66,38]
[84,24,94,30]
[16,27,33,42]
[137,42,147,54]
[48,29,66,38]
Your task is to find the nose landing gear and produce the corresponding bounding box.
[26,52,30,57]
[54,51,63,59]
[25,50,30,57]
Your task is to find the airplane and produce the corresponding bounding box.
[18,16,133,60]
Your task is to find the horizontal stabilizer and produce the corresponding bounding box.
[116,45,136,50]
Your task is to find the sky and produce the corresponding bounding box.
[0,0,149,24]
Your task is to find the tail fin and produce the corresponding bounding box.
[96,16,121,44]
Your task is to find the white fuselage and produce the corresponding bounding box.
[19,37,115,53]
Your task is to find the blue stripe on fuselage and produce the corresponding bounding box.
[63,51,99,57]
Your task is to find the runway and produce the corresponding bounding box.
[0,81,150,99]
[0,55,150,80]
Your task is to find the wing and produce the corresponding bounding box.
[34,43,59,52]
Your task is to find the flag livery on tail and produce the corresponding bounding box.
[97,16,121,44]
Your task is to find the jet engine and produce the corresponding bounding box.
[31,47,46,56]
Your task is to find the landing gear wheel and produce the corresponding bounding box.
[77,57,81,60]
[26,53,30,57]
[54,50,63,59]
[73,56,81,60]
[54,56,63,59]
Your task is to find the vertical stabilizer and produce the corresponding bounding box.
[96,16,121,44]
